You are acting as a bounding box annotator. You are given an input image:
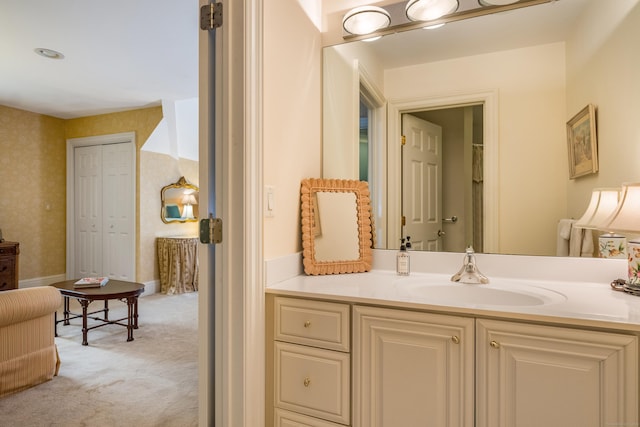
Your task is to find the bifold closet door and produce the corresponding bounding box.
[74,143,134,280]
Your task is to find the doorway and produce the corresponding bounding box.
[66,132,136,280]
[406,105,484,253]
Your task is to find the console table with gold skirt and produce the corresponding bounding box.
[157,237,199,294]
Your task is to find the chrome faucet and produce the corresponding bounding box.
[451,246,489,284]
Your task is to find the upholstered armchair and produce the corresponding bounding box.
[0,286,62,398]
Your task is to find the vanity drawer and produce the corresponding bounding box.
[275,408,345,427]
[275,297,350,352]
[275,341,350,425]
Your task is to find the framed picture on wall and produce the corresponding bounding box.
[567,104,598,179]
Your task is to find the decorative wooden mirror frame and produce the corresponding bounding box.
[161,176,199,224]
[301,178,373,275]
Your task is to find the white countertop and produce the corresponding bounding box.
[265,251,640,332]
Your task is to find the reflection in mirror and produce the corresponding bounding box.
[301,178,373,275]
[323,0,637,257]
[161,176,199,223]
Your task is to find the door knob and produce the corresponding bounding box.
[438,230,445,237]
[443,216,458,223]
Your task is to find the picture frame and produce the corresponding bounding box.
[566,104,598,179]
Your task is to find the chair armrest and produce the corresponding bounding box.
[0,287,62,327]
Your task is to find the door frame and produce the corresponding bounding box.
[388,90,499,253]
[65,132,136,280]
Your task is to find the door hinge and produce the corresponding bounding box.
[401,216,406,226]
[199,214,223,244]
[401,135,406,146]
[200,2,223,31]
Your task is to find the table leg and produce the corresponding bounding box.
[133,296,139,329]
[126,297,134,342]
[55,311,58,337]
[80,299,90,346]
[63,296,70,325]
[104,299,109,321]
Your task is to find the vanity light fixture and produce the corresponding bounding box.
[575,188,625,259]
[342,6,391,35]
[406,0,459,22]
[34,48,65,60]
[598,183,640,283]
[478,0,520,5]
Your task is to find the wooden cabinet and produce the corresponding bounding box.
[0,241,19,291]
[270,297,351,427]
[476,319,638,427]
[268,295,639,427]
[353,305,475,427]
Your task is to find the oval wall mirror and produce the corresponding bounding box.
[301,178,373,275]
[161,176,199,223]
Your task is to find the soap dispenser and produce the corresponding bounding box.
[397,237,410,276]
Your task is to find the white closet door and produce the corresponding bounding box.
[102,143,134,280]
[74,142,134,279]
[75,145,103,277]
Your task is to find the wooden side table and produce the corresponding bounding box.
[0,241,19,291]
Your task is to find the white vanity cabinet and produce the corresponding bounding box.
[352,305,475,427]
[476,319,638,427]
[270,297,351,427]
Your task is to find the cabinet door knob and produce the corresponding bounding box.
[303,377,311,387]
[490,340,500,349]
[451,335,460,344]
[303,321,311,328]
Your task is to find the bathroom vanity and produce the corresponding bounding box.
[265,252,640,427]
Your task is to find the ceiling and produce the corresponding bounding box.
[0,0,588,120]
[0,0,199,119]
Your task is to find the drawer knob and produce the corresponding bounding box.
[451,335,460,344]
[490,340,500,349]
[303,377,311,387]
[303,321,311,328]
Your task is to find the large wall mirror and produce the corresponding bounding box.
[301,178,373,275]
[323,0,640,257]
[161,176,199,223]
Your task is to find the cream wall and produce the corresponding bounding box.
[384,43,567,256]
[140,151,198,282]
[263,0,322,259]
[0,105,66,279]
[566,1,640,217]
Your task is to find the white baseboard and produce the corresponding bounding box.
[19,274,67,288]
[19,275,159,296]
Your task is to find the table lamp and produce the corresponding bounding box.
[575,188,625,258]
[597,183,640,283]
[181,194,198,219]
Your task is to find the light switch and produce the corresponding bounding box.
[265,185,275,217]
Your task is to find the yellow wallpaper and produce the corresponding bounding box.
[0,105,66,279]
[1,105,165,283]
[66,107,163,282]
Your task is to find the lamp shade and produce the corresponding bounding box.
[598,183,640,234]
[181,194,197,205]
[343,6,391,35]
[406,0,459,22]
[574,188,620,229]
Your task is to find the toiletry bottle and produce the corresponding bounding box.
[397,238,410,276]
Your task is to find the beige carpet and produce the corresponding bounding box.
[0,291,198,427]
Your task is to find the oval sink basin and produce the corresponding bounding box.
[399,282,566,307]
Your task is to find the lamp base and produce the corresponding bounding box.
[628,240,640,284]
[598,233,626,259]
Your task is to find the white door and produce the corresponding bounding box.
[74,145,102,277]
[402,114,443,251]
[102,143,134,280]
[74,142,134,279]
